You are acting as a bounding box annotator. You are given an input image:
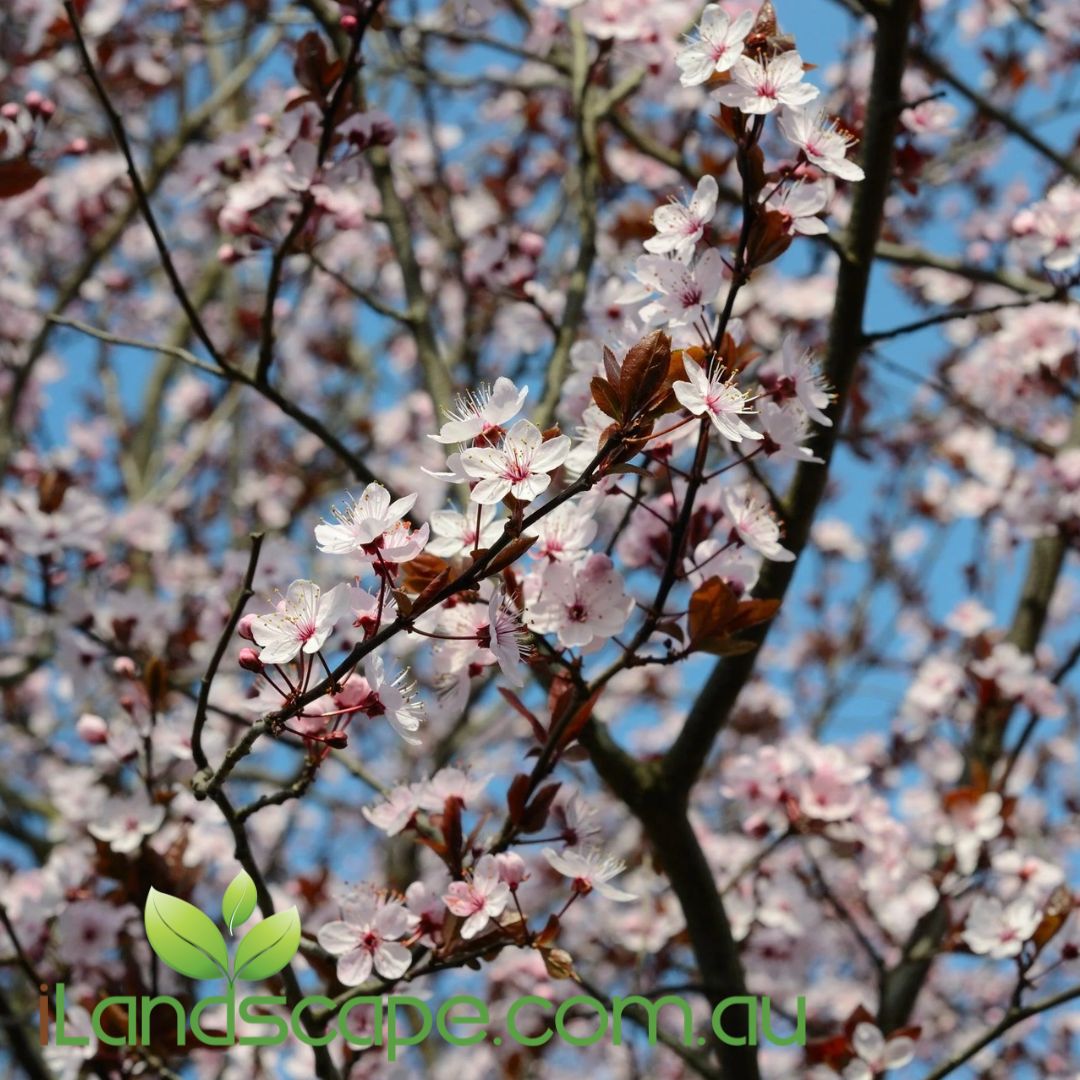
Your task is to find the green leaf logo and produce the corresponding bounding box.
[144,887,230,981]
[232,907,301,983]
[222,870,257,935]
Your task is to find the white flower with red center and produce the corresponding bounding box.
[675,6,754,88]
[250,579,353,664]
[672,356,764,443]
[531,496,599,562]
[1013,179,1080,273]
[936,791,1002,875]
[316,888,417,985]
[685,537,760,593]
[991,851,1065,902]
[796,743,870,822]
[765,179,832,236]
[715,51,820,115]
[315,483,428,564]
[962,895,1041,959]
[480,591,529,686]
[720,485,795,562]
[362,783,420,835]
[768,335,834,426]
[634,249,726,328]
[443,854,511,939]
[779,107,865,182]
[87,793,166,854]
[430,377,528,445]
[644,175,720,262]
[415,766,491,812]
[460,418,571,505]
[432,591,529,687]
[523,553,634,648]
[842,1023,916,1080]
[542,846,637,902]
[361,653,425,743]
[757,400,823,463]
[426,503,502,558]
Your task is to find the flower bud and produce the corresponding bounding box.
[238,647,264,673]
[237,613,257,641]
[113,656,136,678]
[518,231,544,258]
[340,13,359,30]
[77,713,108,744]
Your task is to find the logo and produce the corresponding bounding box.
[41,870,807,1058]
[144,872,300,986]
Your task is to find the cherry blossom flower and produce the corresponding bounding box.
[479,591,529,686]
[524,553,634,648]
[543,846,637,902]
[765,179,832,236]
[460,419,571,505]
[720,485,795,562]
[643,175,720,262]
[991,851,1065,902]
[715,52,820,115]
[768,335,834,426]
[317,888,417,985]
[634,249,726,328]
[685,537,761,593]
[430,377,529,444]
[675,6,755,88]
[362,654,425,743]
[415,766,492,812]
[87,792,165,854]
[757,399,823,463]
[962,895,1041,959]
[250,580,353,664]
[443,854,511,938]
[936,792,1003,876]
[404,874,449,948]
[362,783,419,835]
[314,484,428,563]
[432,591,529,687]
[842,1022,917,1080]
[1012,179,1080,272]
[672,356,764,443]
[779,108,865,181]
[531,497,599,561]
[427,504,502,558]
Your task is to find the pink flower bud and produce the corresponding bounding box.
[113,656,136,678]
[76,713,108,744]
[518,231,544,258]
[1,104,19,120]
[218,243,241,265]
[37,99,56,119]
[340,13,359,31]
[238,647,264,673]
[24,91,43,111]
[237,613,257,641]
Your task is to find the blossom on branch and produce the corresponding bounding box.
[715,52,820,115]
[250,579,353,664]
[460,419,571,505]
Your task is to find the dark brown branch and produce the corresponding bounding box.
[664,0,920,791]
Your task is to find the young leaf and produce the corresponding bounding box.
[222,870,258,935]
[232,908,301,983]
[144,887,230,981]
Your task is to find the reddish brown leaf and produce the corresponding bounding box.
[0,159,44,199]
